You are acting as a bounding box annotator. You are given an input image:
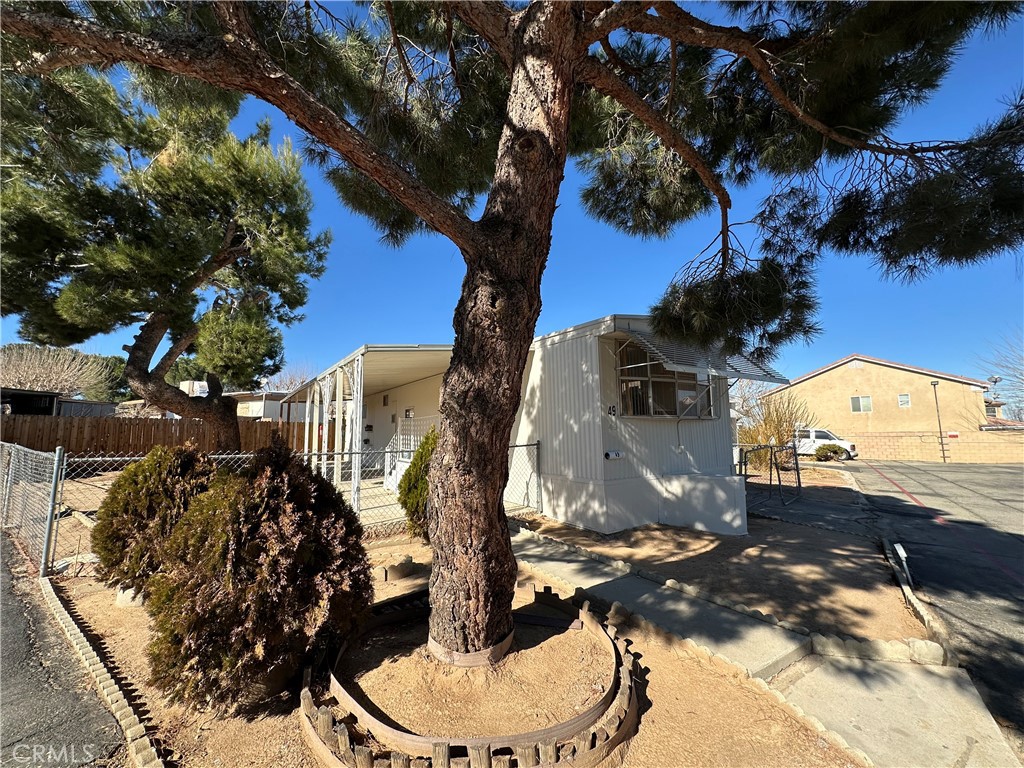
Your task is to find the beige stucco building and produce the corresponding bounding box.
[768,354,1024,463]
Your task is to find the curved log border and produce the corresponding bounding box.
[300,584,640,767]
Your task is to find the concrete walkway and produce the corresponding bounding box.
[510,527,1022,768]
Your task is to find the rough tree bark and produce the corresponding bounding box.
[123,312,242,453]
[426,3,579,657]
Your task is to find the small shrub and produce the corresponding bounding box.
[92,444,216,596]
[815,443,846,462]
[146,435,373,707]
[398,426,438,541]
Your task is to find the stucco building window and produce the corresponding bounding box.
[850,395,873,413]
[898,393,911,408]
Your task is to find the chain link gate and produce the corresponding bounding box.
[737,443,802,506]
[1,442,64,575]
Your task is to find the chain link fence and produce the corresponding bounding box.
[1,442,63,574]
[55,452,255,576]
[505,442,541,519]
[56,442,543,548]
[737,443,802,507]
[4,438,544,576]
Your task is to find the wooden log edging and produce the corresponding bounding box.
[38,578,164,768]
[300,585,640,768]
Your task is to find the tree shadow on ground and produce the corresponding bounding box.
[518,511,920,643]
[758,483,1024,733]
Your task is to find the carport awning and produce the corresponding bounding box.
[625,329,788,384]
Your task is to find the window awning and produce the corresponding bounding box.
[624,329,788,384]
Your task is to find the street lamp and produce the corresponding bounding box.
[930,380,946,463]
[987,375,1002,410]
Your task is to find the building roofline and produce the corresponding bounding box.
[768,354,990,393]
[282,344,454,402]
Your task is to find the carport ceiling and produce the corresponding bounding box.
[360,347,453,396]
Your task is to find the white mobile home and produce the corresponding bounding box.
[285,315,786,535]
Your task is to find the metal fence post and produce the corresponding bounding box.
[39,446,65,578]
[1,450,14,526]
[533,440,542,513]
[792,441,802,492]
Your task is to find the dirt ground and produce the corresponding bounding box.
[339,588,609,739]
[516,506,925,641]
[58,543,868,768]
[610,619,868,768]
[57,576,320,768]
[45,483,886,768]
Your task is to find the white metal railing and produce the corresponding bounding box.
[397,415,439,457]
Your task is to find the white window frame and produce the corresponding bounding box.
[898,393,911,408]
[616,341,716,419]
[850,395,873,413]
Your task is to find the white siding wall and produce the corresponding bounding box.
[361,373,444,449]
[513,334,603,481]
[511,334,606,527]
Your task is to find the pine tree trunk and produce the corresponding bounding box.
[427,4,578,659]
[123,316,243,453]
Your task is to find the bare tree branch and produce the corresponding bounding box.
[0,346,113,398]
[382,1,418,104]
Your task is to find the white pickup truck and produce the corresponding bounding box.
[793,428,858,460]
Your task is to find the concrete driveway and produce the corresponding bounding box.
[844,461,1024,735]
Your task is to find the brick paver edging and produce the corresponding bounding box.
[510,522,951,667]
[37,578,164,768]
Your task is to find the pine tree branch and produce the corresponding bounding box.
[4,46,109,74]
[152,325,201,380]
[599,37,642,78]
[382,0,418,103]
[582,1,656,48]
[2,5,480,251]
[579,56,732,260]
[448,1,514,68]
[649,2,997,159]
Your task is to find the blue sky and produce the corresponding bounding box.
[10,14,1023,385]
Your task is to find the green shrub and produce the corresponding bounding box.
[92,444,216,596]
[814,443,846,462]
[146,435,373,707]
[398,426,438,541]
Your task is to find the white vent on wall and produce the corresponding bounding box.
[849,360,864,369]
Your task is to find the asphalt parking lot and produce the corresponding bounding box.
[845,461,1024,733]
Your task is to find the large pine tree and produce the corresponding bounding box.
[1,68,328,450]
[4,1,1022,658]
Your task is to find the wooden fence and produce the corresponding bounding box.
[0,415,330,455]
